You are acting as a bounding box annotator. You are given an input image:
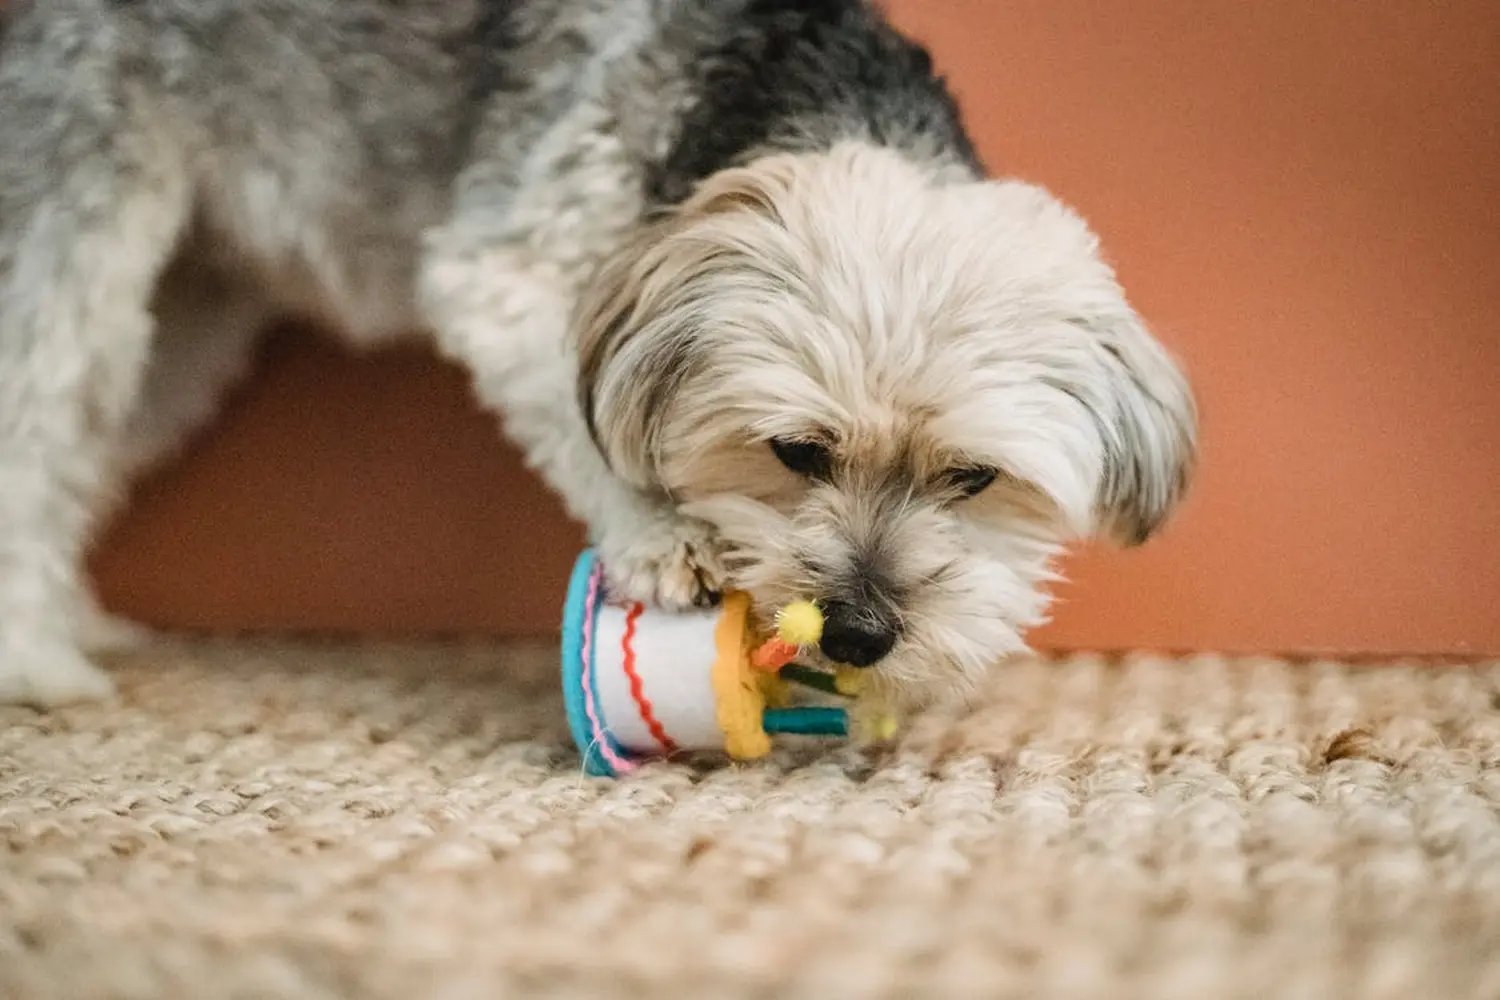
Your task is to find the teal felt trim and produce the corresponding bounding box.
[559,548,615,777]
[762,706,848,737]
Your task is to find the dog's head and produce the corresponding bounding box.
[576,143,1196,702]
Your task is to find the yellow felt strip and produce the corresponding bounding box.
[711,591,770,761]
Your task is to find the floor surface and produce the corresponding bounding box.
[3,640,1498,999]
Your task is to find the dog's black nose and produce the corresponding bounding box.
[818,601,899,667]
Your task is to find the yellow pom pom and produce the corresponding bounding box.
[775,600,824,647]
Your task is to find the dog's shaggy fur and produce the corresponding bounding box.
[0,0,1196,707]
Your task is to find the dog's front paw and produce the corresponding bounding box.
[0,640,116,707]
[598,512,728,611]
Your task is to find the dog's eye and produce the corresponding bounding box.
[946,466,998,497]
[769,438,833,479]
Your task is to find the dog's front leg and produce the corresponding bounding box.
[421,246,726,610]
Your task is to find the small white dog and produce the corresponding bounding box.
[0,0,1196,708]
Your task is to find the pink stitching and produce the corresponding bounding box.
[580,562,636,774]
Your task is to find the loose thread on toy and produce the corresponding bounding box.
[574,733,606,788]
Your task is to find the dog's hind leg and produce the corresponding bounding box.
[0,16,193,704]
[75,244,271,654]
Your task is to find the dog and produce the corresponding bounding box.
[0,0,1196,708]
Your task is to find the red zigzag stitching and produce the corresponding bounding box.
[620,602,677,755]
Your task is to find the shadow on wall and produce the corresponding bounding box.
[92,0,1500,655]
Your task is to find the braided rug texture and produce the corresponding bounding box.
[2,640,1499,999]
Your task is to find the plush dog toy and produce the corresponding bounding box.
[560,549,894,776]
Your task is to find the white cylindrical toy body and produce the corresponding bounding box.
[562,549,759,776]
[590,600,725,753]
[561,549,846,778]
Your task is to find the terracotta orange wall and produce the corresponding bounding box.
[91,1,1500,656]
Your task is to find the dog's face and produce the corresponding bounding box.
[577,143,1196,702]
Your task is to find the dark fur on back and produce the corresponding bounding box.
[647,0,982,206]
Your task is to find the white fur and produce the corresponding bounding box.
[0,118,1192,707]
[579,144,1196,704]
[0,0,728,704]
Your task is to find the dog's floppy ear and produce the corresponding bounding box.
[572,216,685,490]
[573,157,802,488]
[1077,306,1198,546]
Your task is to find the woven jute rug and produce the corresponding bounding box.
[2,640,1498,999]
